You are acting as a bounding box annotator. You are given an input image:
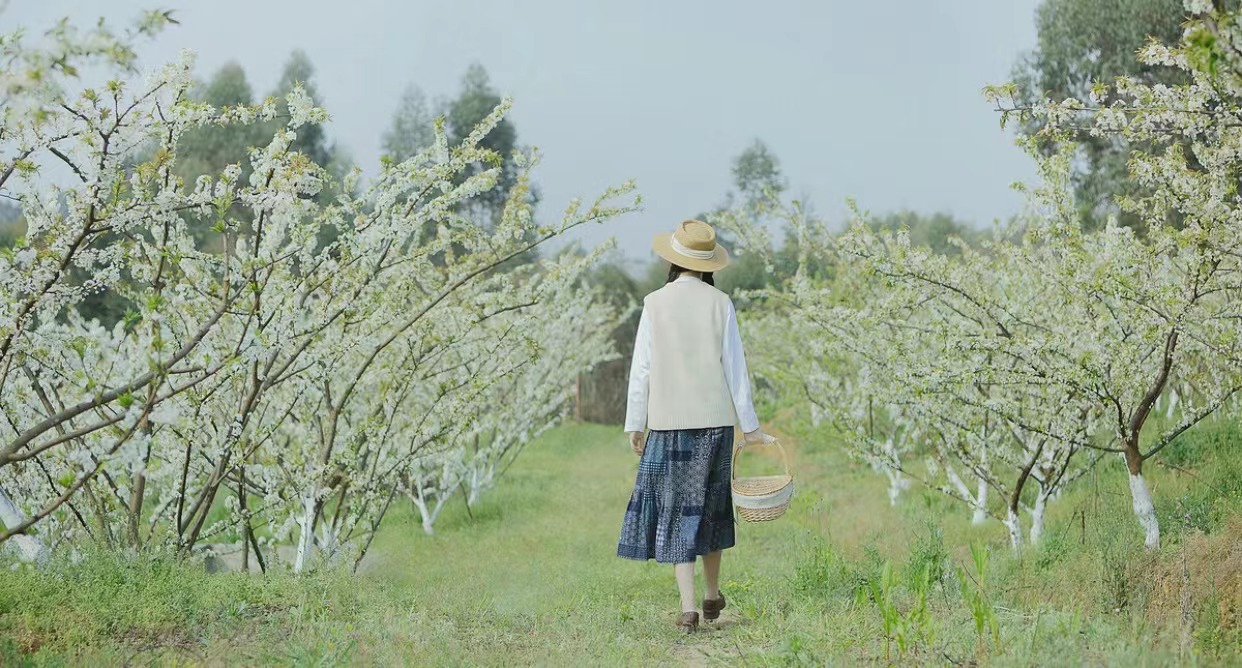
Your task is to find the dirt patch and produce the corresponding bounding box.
[668,611,752,666]
[10,629,44,655]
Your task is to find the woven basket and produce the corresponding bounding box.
[731,438,794,522]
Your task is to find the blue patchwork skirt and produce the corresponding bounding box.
[616,426,736,564]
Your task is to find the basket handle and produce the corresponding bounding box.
[732,435,791,481]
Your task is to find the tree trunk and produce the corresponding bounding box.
[881,437,906,506]
[467,462,495,507]
[0,487,45,562]
[972,477,988,525]
[415,499,435,535]
[317,515,340,564]
[973,442,990,524]
[1029,488,1050,544]
[408,491,443,535]
[1004,507,1023,551]
[352,487,399,574]
[236,470,249,573]
[1123,441,1160,549]
[884,468,907,507]
[246,523,266,573]
[1123,330,1173,550]
[1006,437,1045,550]
[293,486,317,573]
[126,469,147,547]
[943,462,988,524]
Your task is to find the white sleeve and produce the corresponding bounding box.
[623,305,652,433]
[721,300,760,433]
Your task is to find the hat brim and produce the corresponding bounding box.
[652,232,730,272]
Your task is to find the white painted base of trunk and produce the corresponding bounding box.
[884,470,909,507]
[1029,492,1049,544]
[1004,508,1023,551]
[408,490,446,535]
[293,490,316,573]
[0,488,44,562]
[1129,473,1160,550]
[971,478,988,525]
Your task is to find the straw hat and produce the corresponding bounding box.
[652,220,730,273]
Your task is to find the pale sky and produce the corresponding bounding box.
[11,0,1042,263]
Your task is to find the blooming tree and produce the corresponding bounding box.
[722,1,1242,553]
[727,200,1102,550]
[405,272,620,535]
[0,14,637,570]
[983,0,1242,548]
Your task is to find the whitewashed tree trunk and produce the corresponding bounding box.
[1129,472,1161,549]
[879,437,909,506]
[943,463,988,524]
[476,461,500,506]
[973,442,990,524]
[884,469,901,506]
[0,487,45,562]
[1004,507,1023,550]
[293,487,317,573]
[408,480,450,535]
[409,495,447,535]
[1029,489,1050,544]
[1165,388,1180,420]
[465,463,494,507]
[972,477,989,525]
[467,468,479,506]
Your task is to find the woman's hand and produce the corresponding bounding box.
[742,429,777,447]
[628,431,645,456]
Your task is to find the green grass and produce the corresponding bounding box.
[1,421,1240,665]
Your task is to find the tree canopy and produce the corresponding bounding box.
[1010,0,1237,231]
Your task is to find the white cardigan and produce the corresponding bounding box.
[623,275,761,433]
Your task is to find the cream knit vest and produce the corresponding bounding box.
[644,279,737,430]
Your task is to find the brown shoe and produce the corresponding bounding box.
[675,611,699,634]
[703,592,726,621]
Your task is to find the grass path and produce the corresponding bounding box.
[357,423,812,665]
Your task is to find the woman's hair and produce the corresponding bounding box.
[666,263,714,286]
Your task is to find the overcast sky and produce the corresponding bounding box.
[12,0,1043,263]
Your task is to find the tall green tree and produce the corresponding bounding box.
[175,61,267,186]
[269,51,354,227]
[382,65,530,227]
[714,140,787,295]
[382,85,436,163]
[731,139,786,208]
[445,64,524,223]
[272,50,331,167]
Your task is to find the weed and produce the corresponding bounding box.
[904,522,949,592]
[958,542,1000,658]
[869,559,936,661]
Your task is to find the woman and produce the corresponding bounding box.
[616,219,774,634]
